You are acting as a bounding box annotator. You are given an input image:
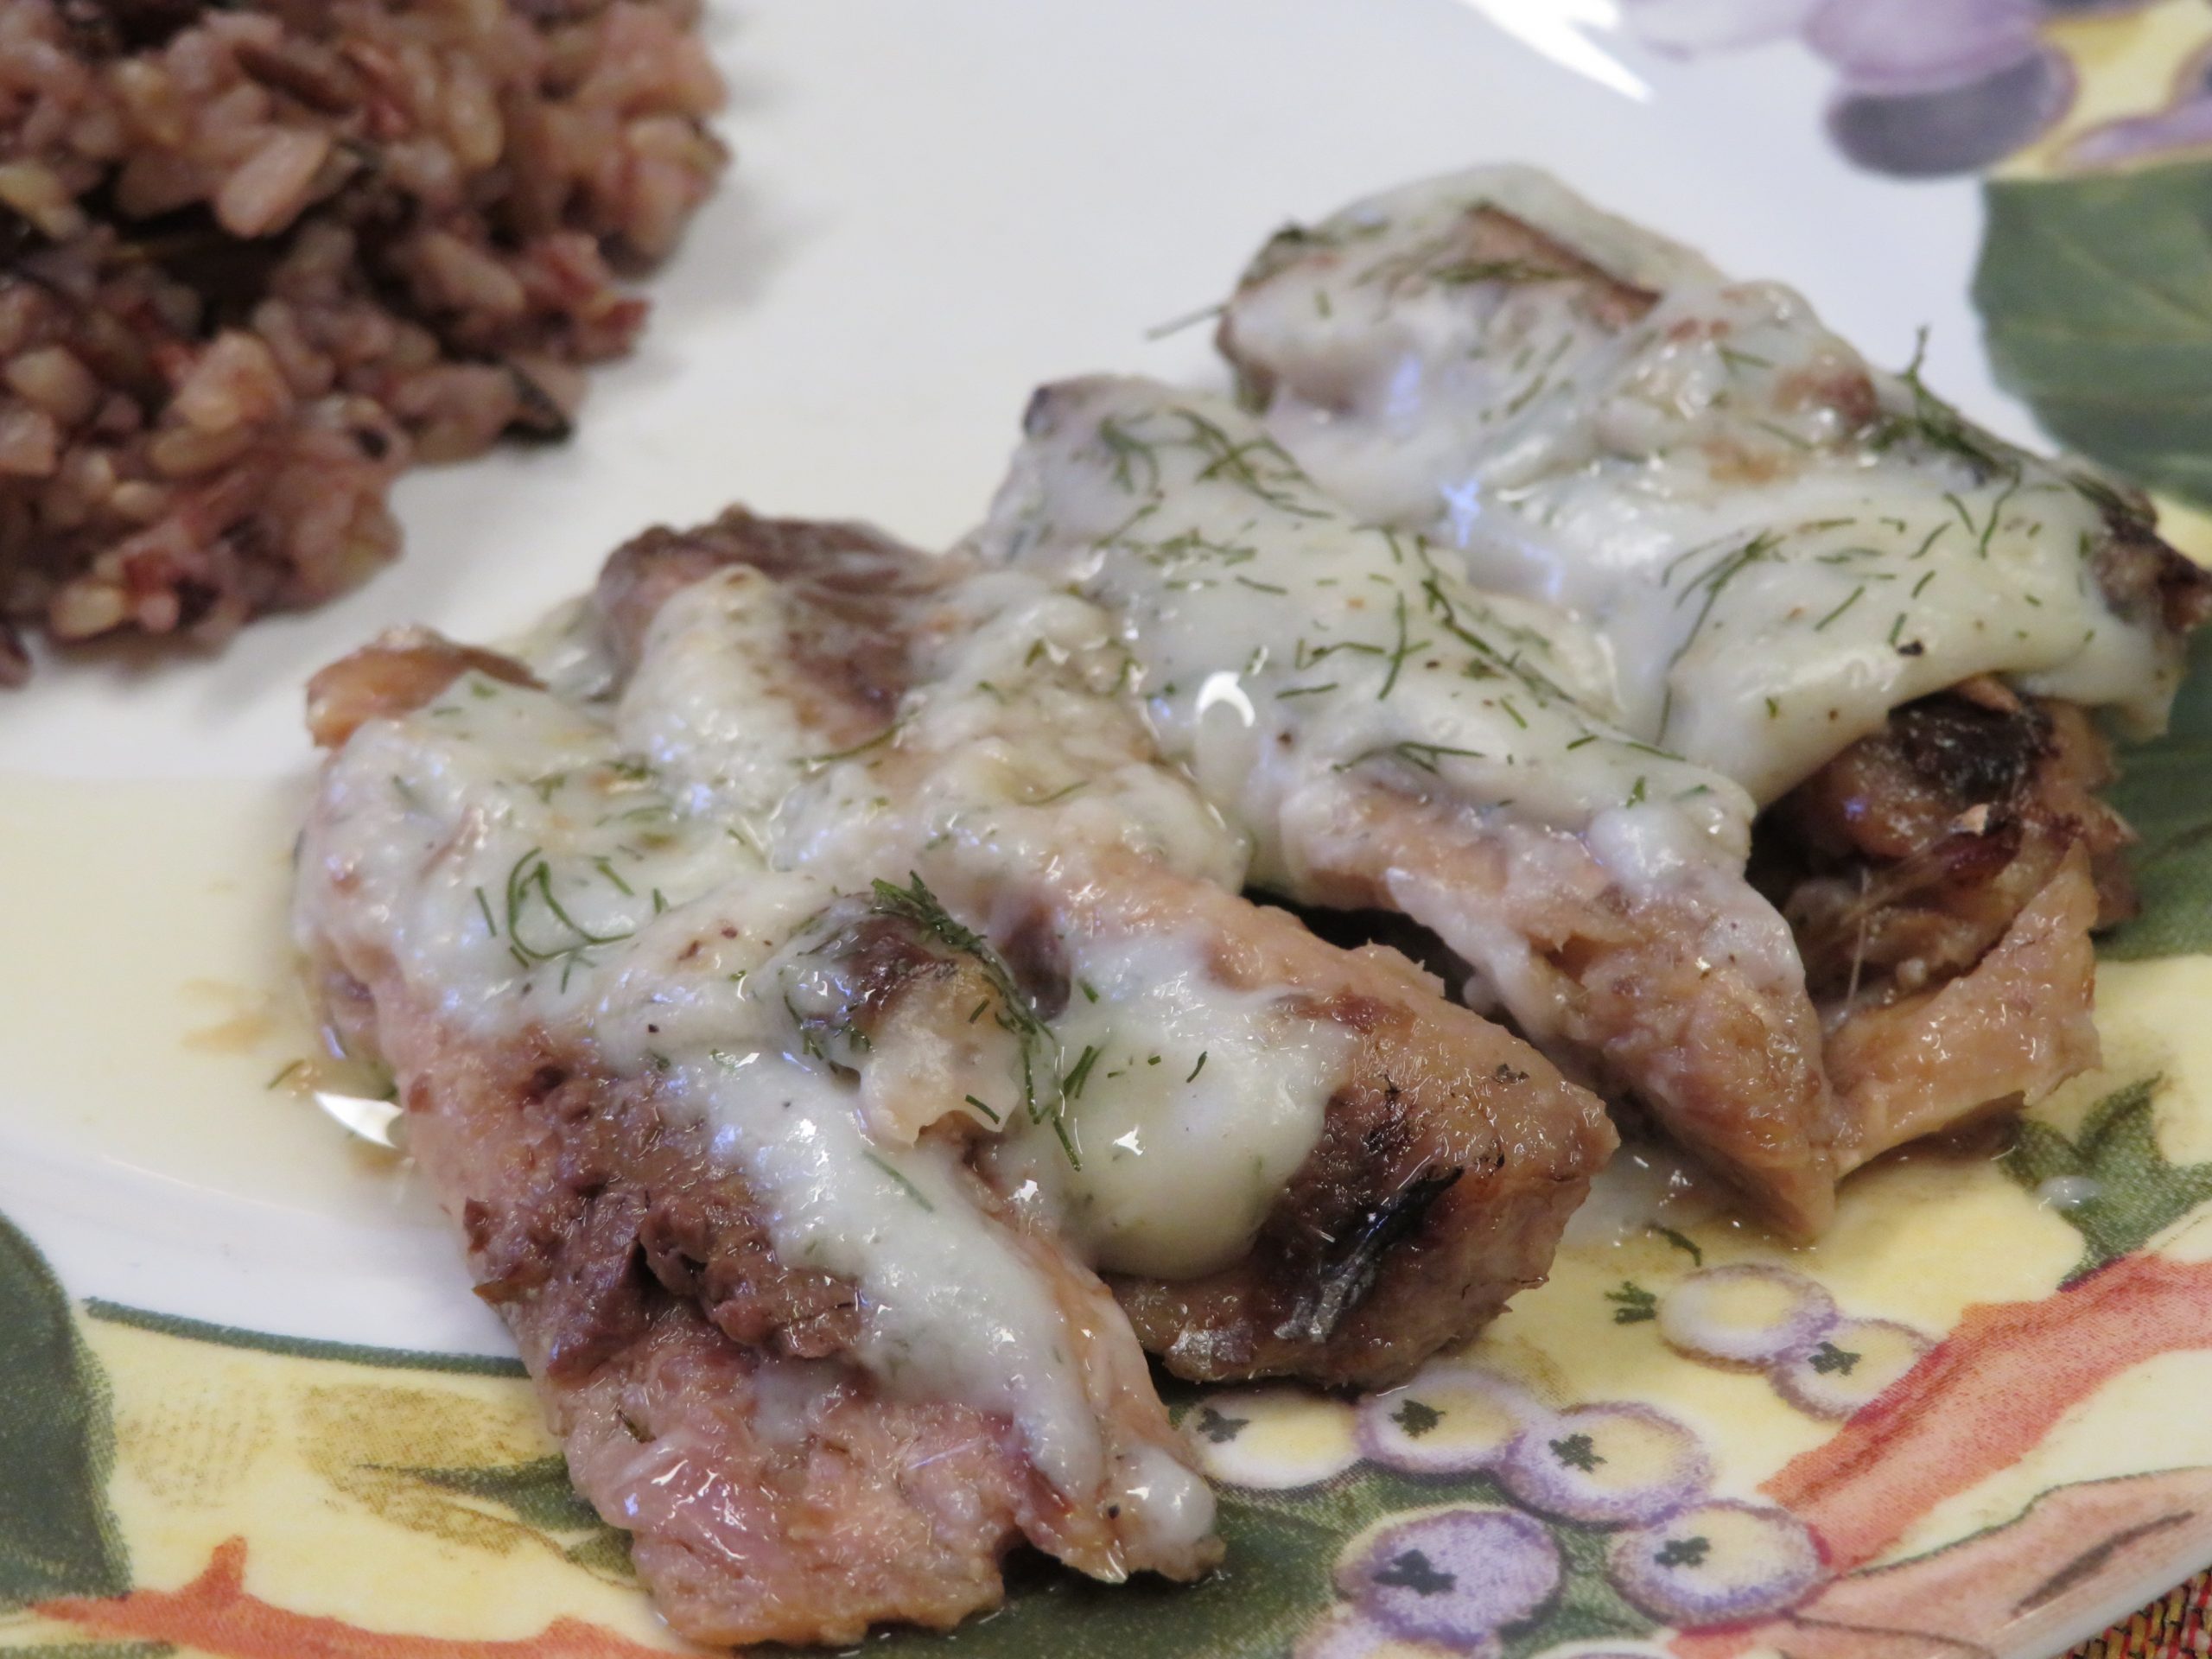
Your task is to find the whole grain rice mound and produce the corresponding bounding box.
[0,0,726,683]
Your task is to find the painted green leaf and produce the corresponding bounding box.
[2002,1077,2212,1277]
[2102,626,2212,961]
[397,1456,604,1534]
[396,1455,632,1580]
[1975,160,2212,506]
[0,1211,129,1606]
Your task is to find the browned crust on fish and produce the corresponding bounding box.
[305,626,538,748]
[602,511,1616,1383]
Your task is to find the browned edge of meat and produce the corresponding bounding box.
[300,645,1218,1645]
[303,625,540,747]
[308,966,1122,1648]
[1093,855,1617,1389]
[601,507,1617,1386]
[1220,203,1657,410]
[1762,682,2135,1169]
[1290,781,1843,1243]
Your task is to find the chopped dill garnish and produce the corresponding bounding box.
[1097,416,1164,493]
[266,1058,305,1090]
[1032,780,1087,805]
[1977,477,2020,559]
[1813,585,1865,631]
[963,1094,1001,1123]
[593,857,634,897]
[803,723,900,770]
[1079,979,1099,1003]
[1432,257,1563,287]
[505,848,634,965]
[1141,300,1226,342]
[864,1153,936,1211]
[1277,682,1339,699]
[1626,776,1648,806]
[1389,741,1486,775]
[652,888,668,915]
[1062,1044,1103,1100]
[968,998,989,1023]
[1911,569,1938,598]
[870,872,1076,1165]
[1872,327,2022,483]
[1376,590,1430,700]
[1235,575,1289,594]
[1499,696,1528,730]
[473,886,498,938]
[1185,1052,1208,1083]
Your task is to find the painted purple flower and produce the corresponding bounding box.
[1357,1364,1535,1477]
[1620,0,2110,177]
[1657,1265,1836,1370]
[1803,0,2043,92]
[1497,1403,1711,1527]
[1296,1604,1499,1658]
[1770,1316,1936,1420]
[1338,1509,1562,1647]
[1605,1500,1825,1626]
[1827,50,2075,176]
[1617,0,1821,54]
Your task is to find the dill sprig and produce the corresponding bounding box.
[863,1152,936,1211]
[504,848,635,967]
[869,872,1078,1166]
[1870,327,2022,483]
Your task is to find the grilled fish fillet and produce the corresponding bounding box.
[296,505,1613,1638]
[975,378,1842,1237]
[1214,165,2209,1180]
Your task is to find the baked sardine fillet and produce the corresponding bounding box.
[1216,166,2210,1176]
[295,508,1611,1638]
[976,378,1842,1238]
[594,509,1612,1389]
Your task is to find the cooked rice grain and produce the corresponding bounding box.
[0,0,726,683]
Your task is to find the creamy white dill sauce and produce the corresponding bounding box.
[973,376,1757,897]
[1229,167,2188,803]
[300,549,1396,1550]
[988,931,1341,1280]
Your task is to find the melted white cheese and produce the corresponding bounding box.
[988,931,1348,1280]
[974,376,1758,895]
[1228,166,2190,803]
[299,543,1404,1550]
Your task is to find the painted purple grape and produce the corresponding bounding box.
[1618,0,1821,54]
[1770,1317,1936,1420]
[1338,1509,1562,1646]
[1296,1604,1499,1659]
[1497,1402,1711,1527]
[1827,47,2074,177]
[1803,0,2042,92]
[1357,1363,1535,1477]
[1605,1500,1824,1626]
[1657,1265,1836,1370]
